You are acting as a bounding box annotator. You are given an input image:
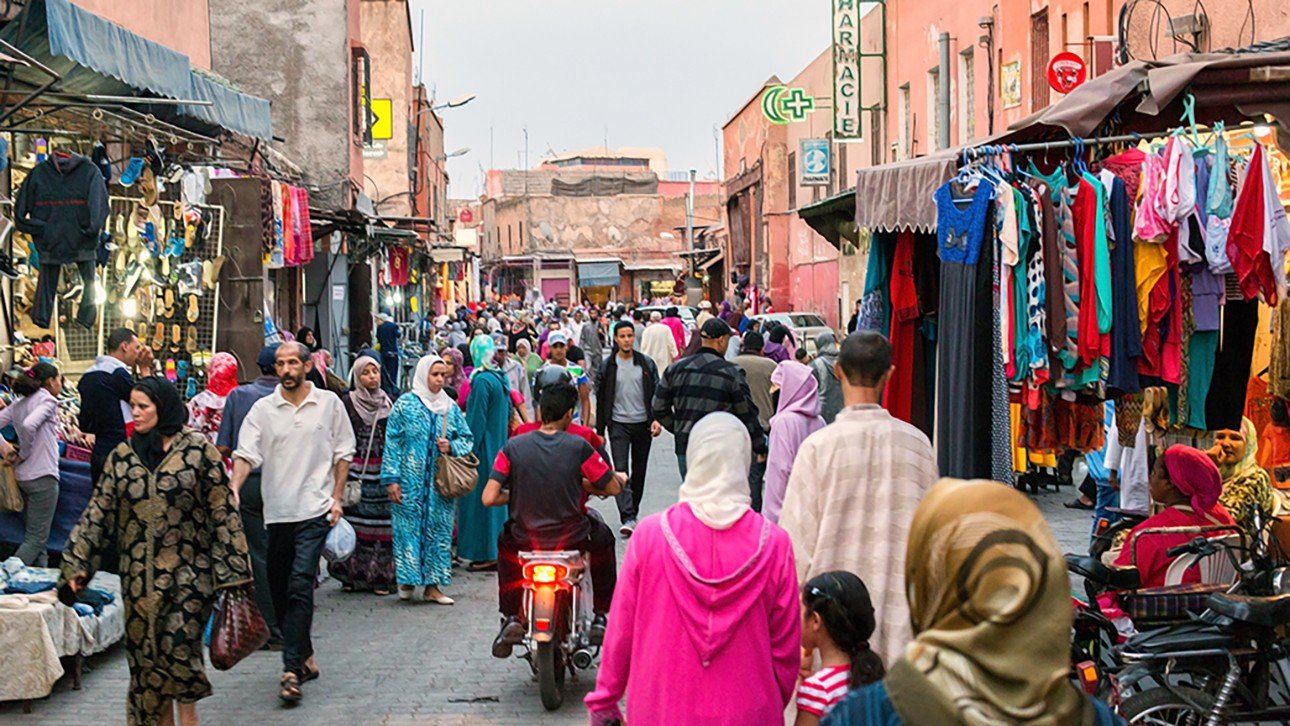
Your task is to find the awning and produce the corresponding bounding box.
[853,153,957,233]
[797,189,859,248]
[623,261,681,272]
[577,260,622,288]
[430,247,466,263]
[1003,49,1290,141]
[0,0,273,139]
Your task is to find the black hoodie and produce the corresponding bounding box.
[14,153,109,265]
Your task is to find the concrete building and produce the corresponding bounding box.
[478,149,720,306]
[72,0,213,69]
[361,0,415,218]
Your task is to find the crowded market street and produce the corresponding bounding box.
[0,431,1092,725]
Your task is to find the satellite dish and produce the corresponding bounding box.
[660,232,675,240]
[539,222,553,240]
[608,226,622,242]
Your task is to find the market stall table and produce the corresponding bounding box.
[0,571,123,712]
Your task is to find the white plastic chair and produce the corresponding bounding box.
[1163,533,1242,586]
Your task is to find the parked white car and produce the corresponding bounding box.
[747,313,834,355]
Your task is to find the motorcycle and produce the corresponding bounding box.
[515,549,600,710]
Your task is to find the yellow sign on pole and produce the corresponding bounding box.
[370,98,393,140]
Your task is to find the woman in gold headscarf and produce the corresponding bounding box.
[822,479,1118,725]
[1210,418,1278,535]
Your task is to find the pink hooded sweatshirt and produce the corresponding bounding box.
[763,361,826,523]
[585,503,800,725]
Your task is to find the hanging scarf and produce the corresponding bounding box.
[412,354,453,414]
[469,334,499,378]
[348,355,392,426]
[677,412,752,529]
[130,377,188,471]
[205,352,239,397]
[886,478,1091,725]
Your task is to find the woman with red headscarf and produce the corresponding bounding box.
[1113,446,1237,587]
[187,352,239,444]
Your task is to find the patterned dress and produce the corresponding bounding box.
[328,392,396,591]
[59,430,251,725]
[381,396,474,587]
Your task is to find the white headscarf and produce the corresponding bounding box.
[411,354,453,415]
[678,412,753,529]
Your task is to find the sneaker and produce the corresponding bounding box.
[589,614,608,646]
[492,616,525,659]
[619,519,637,538]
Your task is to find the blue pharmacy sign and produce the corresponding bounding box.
[800,138,831,186]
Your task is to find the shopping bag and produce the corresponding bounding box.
[209,584,270,670]
[0,462,22,513]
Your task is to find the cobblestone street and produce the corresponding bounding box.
[0,432,1092,725]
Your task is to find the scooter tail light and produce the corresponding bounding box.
[524,563,568,584]
[535,618,551,632]
[1076,660,1099,694]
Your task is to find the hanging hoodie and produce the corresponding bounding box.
[763,362,826,523]
[13,153,109,265]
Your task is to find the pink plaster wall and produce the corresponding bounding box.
[71,0,212,69]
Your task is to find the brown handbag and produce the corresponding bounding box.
[209,583,270,671]
[434,411,479,500]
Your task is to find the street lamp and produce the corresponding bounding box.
[433,93,476,111]
[439,147,470,161]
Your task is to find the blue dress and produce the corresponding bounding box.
[457,369,511,562]
[823,682,1122,725]
[381,396,474,587]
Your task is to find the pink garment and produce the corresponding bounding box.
[662,316,688,353]
[763,362,825,523]
[585,504,800,725]
[293,187,315,264]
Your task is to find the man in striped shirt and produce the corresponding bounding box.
[652,318,767,478]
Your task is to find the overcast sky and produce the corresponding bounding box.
[412,0,833,197]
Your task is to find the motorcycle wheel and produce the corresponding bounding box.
[1119,685,1216,725]
[536,641,566,711]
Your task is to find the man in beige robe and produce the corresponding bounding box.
[639,311,678,372]
[779,331,937,667]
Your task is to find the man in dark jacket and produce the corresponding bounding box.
[14,153,109,329]
[596,321,661,537]
[78,327,149,483]
[652,318,766,478]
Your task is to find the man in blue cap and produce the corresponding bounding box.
[216,344,283,647]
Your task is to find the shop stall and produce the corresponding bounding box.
[847,45,1290,499]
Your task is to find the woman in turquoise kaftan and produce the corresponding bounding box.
[382,354,474,602]
[457,334,511,568]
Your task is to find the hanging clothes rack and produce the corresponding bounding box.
[964,121,1272,159]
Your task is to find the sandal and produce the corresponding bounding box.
[300,662,320,683]
[423,589,454,605]
[467,560,498,573]
[278,673,301,703]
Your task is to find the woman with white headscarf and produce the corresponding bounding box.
[329,355,396,594]
[586,412,800,725]
[381,355,475,603]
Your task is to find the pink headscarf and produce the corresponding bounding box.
[206,352,239,397]
[311,350,332,378]
[1163,445,1223,514]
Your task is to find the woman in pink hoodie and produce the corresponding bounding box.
[585,412,801,725]
[763,360,826,524]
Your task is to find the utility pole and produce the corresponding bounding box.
[685,168,696,249]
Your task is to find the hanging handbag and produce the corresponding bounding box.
[434,411,479,500]
[342,422,379,508]
[209,583,270,670]
[0,460,22,513]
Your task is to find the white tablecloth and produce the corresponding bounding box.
[0,571,123,702]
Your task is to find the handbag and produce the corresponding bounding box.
[434,411,479,500]
[342,422,379,508]
[0,461,22,513]
[209,583,270,670]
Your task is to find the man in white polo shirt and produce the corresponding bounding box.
[230,341,355,704]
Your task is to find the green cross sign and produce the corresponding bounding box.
[761,86,817,125]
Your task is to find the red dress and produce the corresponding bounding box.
[884,232,918,422]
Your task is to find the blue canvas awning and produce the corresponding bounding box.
[578,260,622,288]
[0,0,273,140]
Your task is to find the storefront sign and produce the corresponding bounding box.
[1046,51,1087,94]
[369,98,393,140]
[761,86,816,125]
[832,0,862,138]
[458,208,474,224]
[1001,60,1023,109]
[800,138,831,187]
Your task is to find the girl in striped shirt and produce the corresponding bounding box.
[796,571,886,723]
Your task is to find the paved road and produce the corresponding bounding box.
[1,432,1092,725]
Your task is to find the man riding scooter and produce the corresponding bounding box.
[482,383,623,657]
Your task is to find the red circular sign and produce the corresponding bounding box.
[458,208,474,224]
[1047,52,1087,94]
